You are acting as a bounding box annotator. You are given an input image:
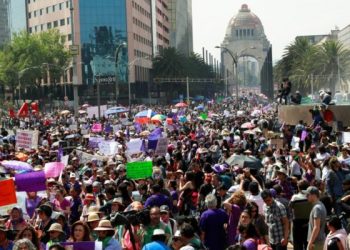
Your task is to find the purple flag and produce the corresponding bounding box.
[57,146,63,162]
[61,241,102,250]
[148,128,162,140]
[140,139,147,152]
[134,123,142,134]
[15,171,46,192]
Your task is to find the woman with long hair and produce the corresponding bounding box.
[16,226,43,250]
[223,190,247,245]
[238,223,259,250]
[246,202,268,244]
[5,207,27,233]
[178,171,197,216]
[69,221,91,242]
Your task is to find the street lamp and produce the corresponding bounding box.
[115,42,127,104]
[215,46,238,102]
[215,46,255,102]
[127,56,150,108]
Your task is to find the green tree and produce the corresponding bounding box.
[0,30,70,101]
[152,47,187,77]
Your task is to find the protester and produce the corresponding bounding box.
[94,220,122,250]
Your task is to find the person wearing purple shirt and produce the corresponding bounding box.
[199,194,228,250]
[144,184,172,209]
[25,192,42,219]
[274,168,293,200]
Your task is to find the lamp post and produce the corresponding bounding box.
[216,46,256,102]
[115,42,127,104]
[215,46,238,102]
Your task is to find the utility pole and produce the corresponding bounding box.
[70,0,79,117]
[96,75,101,119]
[186,76,190,104]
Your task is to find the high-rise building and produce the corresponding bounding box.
[0,0,10,46]
[338,24,350,50]
[8,0,26,36]
[169,0,193,56]
[25,0,170,104]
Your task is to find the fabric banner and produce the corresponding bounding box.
[126,161,153,180]
[155,137,168,156]
[87,105,107,119]
[15,130,39,150]
[61,241,103,250]
[0,179,17,207]
[15,171,46,192]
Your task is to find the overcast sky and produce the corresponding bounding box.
[192,0,350,63]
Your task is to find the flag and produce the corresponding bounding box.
[148,128,162,140]
[140,139,147,152]
[57,146,63,162]
[134,123,142,134]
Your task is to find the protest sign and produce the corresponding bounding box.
[92,123,102,133]
[87,105,107,119]
[270,138,284,150]
[126,161,153,180]
[15,171,46,192]
[61,155,69,167]
[343,132,350,143]
[45,162,65,178]
[75,150,108,165]
[0,179,17,207]
[88,137,104,149]
[98,140,119,156]
[155,137,168,156]
[16,130,39,150]
[69,124,78,131]
[126,139,143,155]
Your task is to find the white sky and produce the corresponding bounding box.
[192,0,350,63]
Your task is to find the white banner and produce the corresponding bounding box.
[126,139,143,155]
[16,130,39,150]
[87,105,107,118]
[98,141,119,156]
[75,150,108,165]
[343,132,350,143]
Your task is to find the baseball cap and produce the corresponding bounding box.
[305,186,320,197]
[160,205,169,213]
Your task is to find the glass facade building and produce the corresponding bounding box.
[0,0,10,46]
[79,0,128,86]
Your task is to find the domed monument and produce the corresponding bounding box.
[220,4,273,98]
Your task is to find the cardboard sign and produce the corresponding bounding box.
[126,161,153,180]
[155,137,168,156]
[15,171,46,192]
[16,130,39,150]
[126,139,143,155]
[0,179,17,207]
[61,241,103,250]
[343,132,350,143]
[61,155,69,167]
[270,138,284,150]
[75,150,108,165]
[87,105,107,118]
[98,140,119,156]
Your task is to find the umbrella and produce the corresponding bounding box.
[135,110,156,118]
[81,104,90,108]
[105,106,129,116]
[225,155,263,170]
[175,102,188,108]
[241,122,255,129]
[1,160,33,171]
[60,110,70,115]
[151,114,167,122]
[65,134,81,139]
[195,105,204,110]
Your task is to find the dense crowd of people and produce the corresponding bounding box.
[0,92,350,250]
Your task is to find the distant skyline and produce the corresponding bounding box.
[192,0,350,63]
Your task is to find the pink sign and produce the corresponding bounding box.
[44,162,65,178]
[92,123,102,133]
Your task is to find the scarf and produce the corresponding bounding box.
[101,236,112,249]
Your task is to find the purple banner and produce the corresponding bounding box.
[88,137,104,149]
[15,170,46,192]
[61,241,102,250]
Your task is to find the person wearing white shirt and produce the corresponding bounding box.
[247,182,264,215]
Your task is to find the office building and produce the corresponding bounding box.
[0,0,10,46]
[169,0,193,56]
[25,0,170,104]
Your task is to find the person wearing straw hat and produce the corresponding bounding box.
[94,220,121,250]
[46,223,65,248]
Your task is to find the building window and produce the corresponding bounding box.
[52,5,56,12]
[60,19,65,26]
[28,27,32,33]
[247,29,250,36]
[67,17,70,25]
[54,21,58,27]
[41,24,44,31]
[59,3,63,10]
[66,1,69,8]
[239,29,242,37]
[34,10,37,17]
[40,9,43,15]
[68,34,72,41]
[47,22,52,29]
[251,29,254,36]
[243,29,246,37]
[28,12,31,19]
